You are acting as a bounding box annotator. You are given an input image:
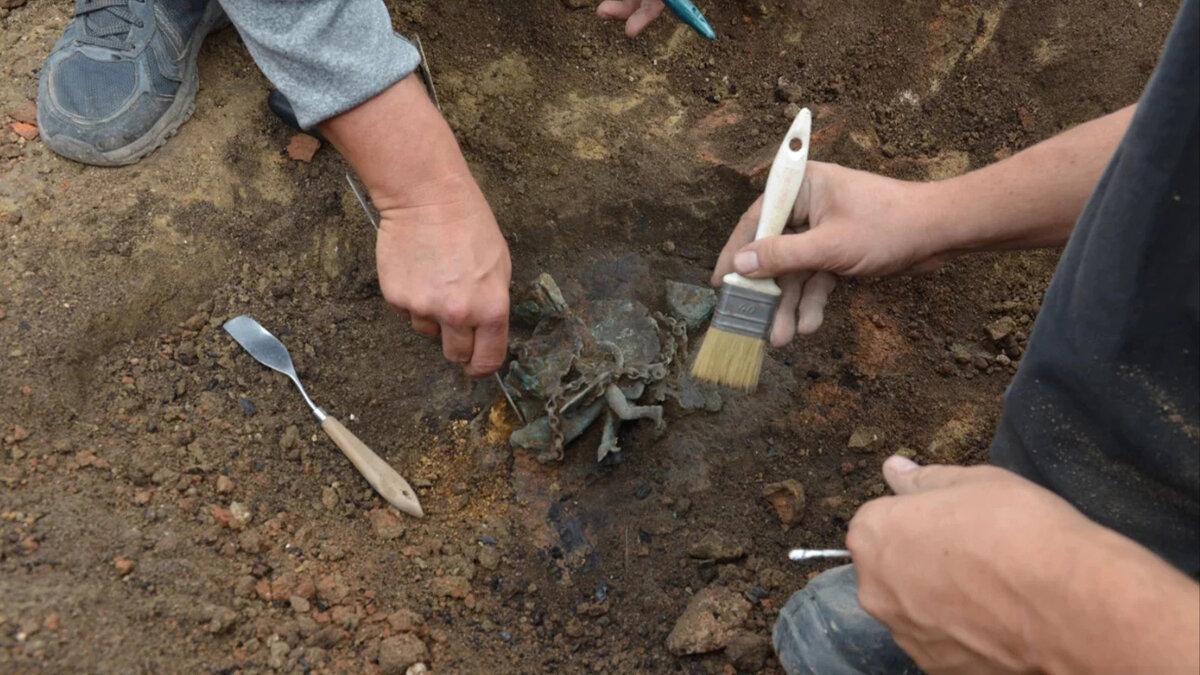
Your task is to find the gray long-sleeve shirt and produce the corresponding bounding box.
[217,0,421,129]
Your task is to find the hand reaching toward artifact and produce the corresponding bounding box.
[321,75,512,377]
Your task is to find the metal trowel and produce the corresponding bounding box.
[224,315,424,517]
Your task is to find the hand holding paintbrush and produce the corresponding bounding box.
[692,108,812,391]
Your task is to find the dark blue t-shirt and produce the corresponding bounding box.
[990,0,1199,576]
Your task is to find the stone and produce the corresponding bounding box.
[238,530,264,554]
[205,605,237,634]
[687,531,745,562]
[10,122,37,141]
[310,625,344,648]
[386,609,422,633]
[268,639,290,670]
[290,595,311,614]
[725,631,772,671]
[7,103,35,126]
[476,545,500,571]
[927,419,978,463]
[321,486,339,510]
[367,508,406,540]
[950,343,973,364]
[406,664,428,675]
[216,475,233,494]
[512,273,569,326]
[229,502,252,530]
[286,133,320,162]
[847,427,885,452]
[665,280,718,330]
[761,479,806,528]
[986,316,1016,342]
[665,587,751,656]
[379,634,429,675]
[279,425,300,450]
[432,575,470,599]
[114,556,136,576]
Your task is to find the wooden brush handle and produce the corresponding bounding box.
[321,416,424,518]
[724,107,812,296]
[755,107,812,241]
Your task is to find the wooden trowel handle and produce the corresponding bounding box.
[321,416,424,518]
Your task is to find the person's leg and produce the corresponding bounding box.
[37,0,229,166]
[773,565,922,675]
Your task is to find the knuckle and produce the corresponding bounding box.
[443,302,473,326]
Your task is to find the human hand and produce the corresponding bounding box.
[375,173,511,377]
[596,0,666,37]
[712,162,953,344]
[320,75,511,377]
[847,457,1118,673]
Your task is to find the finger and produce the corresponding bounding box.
[796,271,837,334]
[466,316,509,378]
[712,196,765,286]
[441,324,474,365]
[883,456,1000,495]
[625,0,665,36]
[733,223,842,279]
[770,273,807,347]
[411,316,440,339]
[596,0,639,20]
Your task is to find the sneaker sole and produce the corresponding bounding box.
[39,4,229,167]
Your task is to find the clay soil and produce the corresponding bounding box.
[0,0,1178,673]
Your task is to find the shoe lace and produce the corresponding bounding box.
[74,0,146,51]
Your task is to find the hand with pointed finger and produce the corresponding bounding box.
[846,457,1200,674]
[596,0,666,37]
[711,162,954,345]
[320,75,512,378]
[375,173,512,378]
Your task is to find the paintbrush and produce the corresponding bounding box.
[691,107,811,391]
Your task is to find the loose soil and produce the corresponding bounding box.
[0,0,1177,672]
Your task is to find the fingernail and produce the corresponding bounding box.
[884,455,918,473]
[734,251,759,274]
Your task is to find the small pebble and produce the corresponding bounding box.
[635,484,651,500]
[237,398,257,416]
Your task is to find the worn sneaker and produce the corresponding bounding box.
[37,0,229,166]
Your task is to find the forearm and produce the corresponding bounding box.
[319,75,474,210]
[922,104,1135,253]
[218,0,419,129]
[1036,523,1200,673]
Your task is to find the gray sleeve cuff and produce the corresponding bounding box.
[218,0,422,129]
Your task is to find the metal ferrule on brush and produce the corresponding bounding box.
[711,284,780,339]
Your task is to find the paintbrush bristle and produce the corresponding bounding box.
[690,327,767,392]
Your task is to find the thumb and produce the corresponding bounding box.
[733,226,840,279]
[882,456,986,495]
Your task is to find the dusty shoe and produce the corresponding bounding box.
[773,565,922,675]
[36,0,228,166]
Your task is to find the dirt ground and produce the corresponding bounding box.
[0,0,1178,672]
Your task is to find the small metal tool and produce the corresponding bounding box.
[788,548,852,562]
[343,133,527,427]
[346,175,379,230]
[224,316,424,517]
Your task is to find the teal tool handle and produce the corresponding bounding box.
[662,0,716,40]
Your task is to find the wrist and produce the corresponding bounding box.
[901,180,965,262]
[319,75,469,211]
